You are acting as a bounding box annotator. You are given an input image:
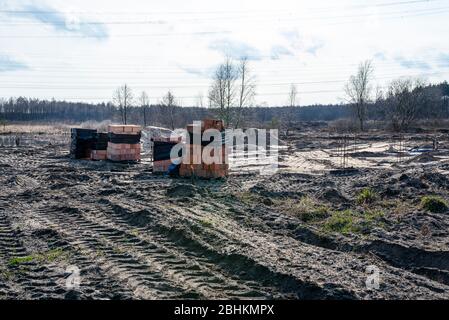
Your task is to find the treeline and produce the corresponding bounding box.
[1,81,448,130]
[0,98,210,128]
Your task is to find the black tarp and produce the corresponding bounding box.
[108,133,141,144]
[70,128,97,159]
[153,141,182,161]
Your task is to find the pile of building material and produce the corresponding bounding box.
[70,128,97,159]
[90,132,108,160]
[179,119,228,179]
[107,125,142,162]
[152,135,182,174]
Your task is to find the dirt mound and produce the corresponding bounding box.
[316,188,349,203]
[389,173,429,190]
[421,173,449,189]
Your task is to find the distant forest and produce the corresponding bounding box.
[1,81,448,130]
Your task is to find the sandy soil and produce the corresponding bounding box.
[1,130,449,299]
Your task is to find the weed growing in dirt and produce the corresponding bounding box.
[8,248,68,267]
[274,196,329,222]
[364,209,385,221]
[42,248,67,262]
[358,209,386,232]
[323,210,357,234]
[8,256,34,266]
[421,196,448,213]
[323,208,385,235]
[356,188,378,205]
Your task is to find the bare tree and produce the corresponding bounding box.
[139,91,150,127]
[344,60,374,131]
[113,84,133,125]
[161,90,177,130]
[289,83,298,107]
[284,83,298,136]
[195,92,204,108]
[235,57,256,128]
[208,57,238,127]
[386,77,427,131]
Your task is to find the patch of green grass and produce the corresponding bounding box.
[421,196,448,213]
[39,248,66,262]
[8,248,68,267]
[323,208,386,235]
[323,210,358,234]
[365,209,385,221]
[8,256,34,267]
[275,196,330,222]
[356,188,377,205]
[358,209,386,233]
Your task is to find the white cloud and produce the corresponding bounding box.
[0,0,448,105]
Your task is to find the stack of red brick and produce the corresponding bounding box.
[179,119,229,179]
[90,132,109,160]
[91,150,108,160]
[152,136,182,174]
[107,125,142,162]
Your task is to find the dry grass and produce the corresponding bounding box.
[274,196,330,222]
[0,120,114,135]
[0,124,70,135]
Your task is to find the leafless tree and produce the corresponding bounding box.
[161,90,177,130]
[113,84,133,125]
[344,60,374,131]
[386,77,427,131]
[284,83,298,136]
[139,91,150,127]
[195,92,204,108]
[235,57,256,128]
[208,57,238,127]
[289,83,298,107]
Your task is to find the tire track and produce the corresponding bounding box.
[38,200,272,299]
[29,204,205,299]
[99,194,346,299]
[0,209,65,299]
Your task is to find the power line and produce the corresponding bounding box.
[0,0,440,15]
[1,71,447,90]
[0,31,231,38]
[0,89,345,99]
[2,6,448,27]
[2,7,448,25]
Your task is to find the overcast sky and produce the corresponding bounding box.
[0,0,448,106]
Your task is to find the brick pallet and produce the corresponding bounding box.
[91,150,108,160]
[107,125,142,162]
[179,119,228,179]
[70,128,97,159]
[90,132,108,160]
[152,136,182,174]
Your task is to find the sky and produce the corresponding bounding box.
[0,0,449,106]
